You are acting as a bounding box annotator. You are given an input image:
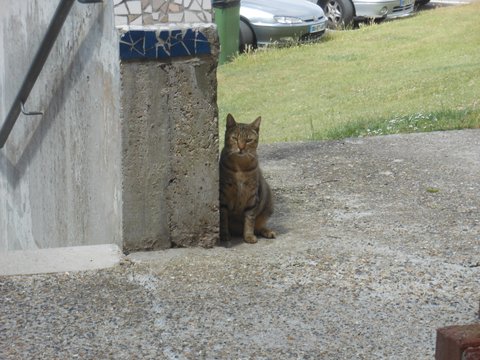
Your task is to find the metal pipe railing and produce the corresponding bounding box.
[0,0,102,149]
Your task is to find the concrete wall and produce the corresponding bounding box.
[0,0,219,252]
[0,1,122,250]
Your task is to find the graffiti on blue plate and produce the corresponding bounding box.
[120,29,211,60]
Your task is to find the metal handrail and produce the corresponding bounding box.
[0,0,102,149]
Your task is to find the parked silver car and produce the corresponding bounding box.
[240,0,328,50]
[307,0,414,28]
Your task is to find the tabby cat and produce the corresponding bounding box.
[219,113,275,244]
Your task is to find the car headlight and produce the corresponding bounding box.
[274,16,303,24]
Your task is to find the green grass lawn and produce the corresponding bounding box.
[217,2,480,143]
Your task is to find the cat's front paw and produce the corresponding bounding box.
[244,234,258,244]
[257,228,276,239]
[261,229,276,239]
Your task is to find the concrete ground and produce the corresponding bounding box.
[1,130,479,359]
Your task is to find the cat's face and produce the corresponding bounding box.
[224,114,261,156]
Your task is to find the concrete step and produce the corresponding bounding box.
[0,244,122,276]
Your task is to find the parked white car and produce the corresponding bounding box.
[240,0,328,50]
[307,0,414,28]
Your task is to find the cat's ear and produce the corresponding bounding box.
[251,116,261,132]
[226,114,237,129]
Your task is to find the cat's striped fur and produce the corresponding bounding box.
[219,114,275,244]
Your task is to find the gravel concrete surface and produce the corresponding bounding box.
[1,130,479,359]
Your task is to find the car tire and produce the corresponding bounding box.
[415,0,430,6]
[239,19,256,52]
[318,0,355,29]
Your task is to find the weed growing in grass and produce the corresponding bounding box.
[323,107,480,140]
[365,112,442,135]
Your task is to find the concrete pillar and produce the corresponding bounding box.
[114,2,220,251]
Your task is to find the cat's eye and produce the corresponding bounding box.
[231,136,238,141]
[246,138,253,143]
